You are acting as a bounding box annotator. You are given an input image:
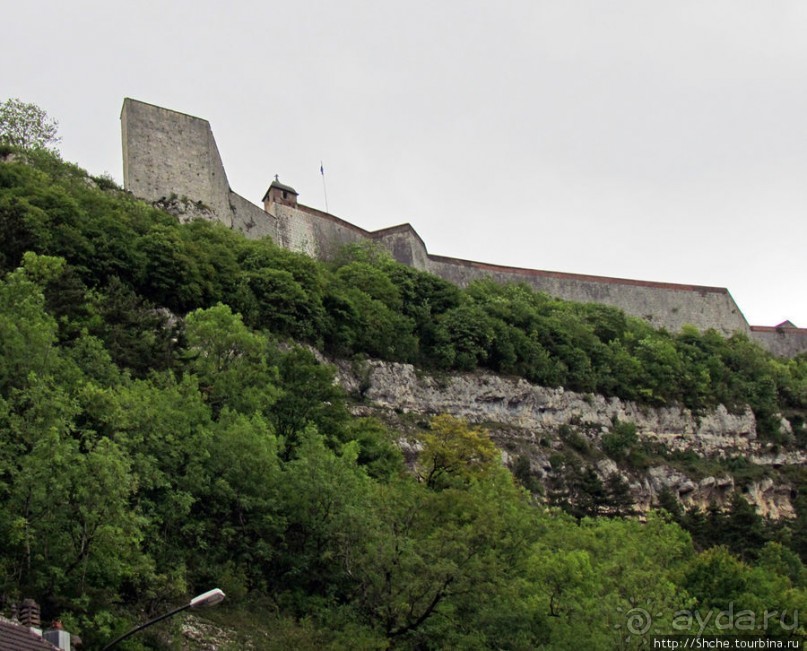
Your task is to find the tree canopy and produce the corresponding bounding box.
[0,98,61,151]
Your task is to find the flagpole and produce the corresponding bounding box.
[320,161,329,214]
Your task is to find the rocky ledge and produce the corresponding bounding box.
[335,358,803,519]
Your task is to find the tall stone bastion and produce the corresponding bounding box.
[121,98,807,357]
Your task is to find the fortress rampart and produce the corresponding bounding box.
[121,100,235,228]
[749,325,807,358]
[120,98,807,356]
[426,256,749,335]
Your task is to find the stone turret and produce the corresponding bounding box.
[262,176,298,209]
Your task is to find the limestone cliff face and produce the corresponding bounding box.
[334,358,801,519]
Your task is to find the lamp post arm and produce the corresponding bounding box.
[101,603,191,651]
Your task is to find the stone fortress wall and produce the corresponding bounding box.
[120,98,807,356]
[748,326,807,358]
[121,100,236,228]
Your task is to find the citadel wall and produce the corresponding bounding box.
[120,98,805,356]
[230,191,278,240]
[271,202,371,259]
[267,194,750,339]
[750,326,807,358]
[369,224,432,270]
[426,256,749,335]
[121,99,234,227]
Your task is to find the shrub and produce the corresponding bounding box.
[601,419,638,460]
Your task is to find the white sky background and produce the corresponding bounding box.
[2,0,805,327]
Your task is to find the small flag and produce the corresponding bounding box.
[320,161,329,213]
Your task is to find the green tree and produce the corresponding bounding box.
[135,225,203,312]
[601,419,638,460]
[512,454,542,494]
[90,277,177,376]
[634,336,684,405]
[275,431,376,599]
[722,493,768,561]
[791,489,807,563]
[0,253,62,395]
[240,267,322,340]
[564,465,609,519]
[342,417,404,479]
[434,304,497,370]
[269,347,348,452]
[657,486,683,520]
[0,194,50,273]
[335,261,402,311]
[183,303,279,416]
[184,411,283,593]
[529,512,693,649]
[417,415,499,489]
[604,472,635,517]
[682,546,751,616]
[355,468,538,647]
[95,372,213,585]
[757,542,807,589]
[0,98,60,151]
[327,284,418,361]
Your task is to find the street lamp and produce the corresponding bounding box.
[101,588,225,650]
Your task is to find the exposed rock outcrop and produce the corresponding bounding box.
[335,358,803,519]
[154,195,217,224]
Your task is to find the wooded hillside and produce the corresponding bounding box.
[1,147,806,649]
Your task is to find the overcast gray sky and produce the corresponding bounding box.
[2,0,805,327]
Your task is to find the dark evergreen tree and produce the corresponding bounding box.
[723,493,768,561]
[604,472,635,517]
[656,486,683,520]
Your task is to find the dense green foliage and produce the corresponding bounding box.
[1,149,805,440]
[1,149,807,648]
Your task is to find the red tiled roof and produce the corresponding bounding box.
[750,324,807,334]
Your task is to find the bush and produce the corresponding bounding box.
[558,424,591,456]
[91,173,120,191]
[601,419,638,460]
